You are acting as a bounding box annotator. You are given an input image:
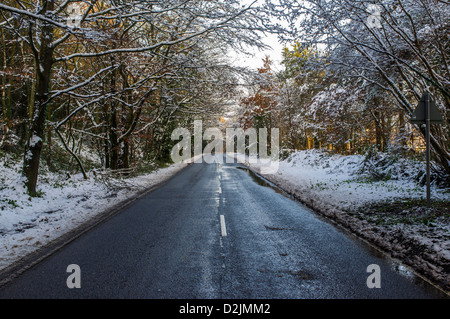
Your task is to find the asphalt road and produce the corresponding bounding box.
[0,155,447,298]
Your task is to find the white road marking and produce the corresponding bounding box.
[220,215,227,237]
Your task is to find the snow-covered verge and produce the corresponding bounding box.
[231,150,450,293]
[0,156,190,272]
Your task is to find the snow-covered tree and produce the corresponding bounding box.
[267,0,449,174]
[0,0,272,194]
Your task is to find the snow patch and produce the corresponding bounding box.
[29,135,42,148]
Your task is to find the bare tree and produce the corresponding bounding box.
[0,0,272,195]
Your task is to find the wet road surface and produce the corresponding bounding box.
[0,155,447,298]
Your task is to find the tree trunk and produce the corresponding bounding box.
[104,138,110,169]
[109,104,119,170]
[419,125,450,176]
[22,0,55,196]
[120,137,129,169]
[375,121,383,152]
[1,28,12,148]
[398,111,407,147]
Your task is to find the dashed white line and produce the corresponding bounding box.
[220,215,227,237]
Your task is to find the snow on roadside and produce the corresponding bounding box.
[0,158,190,271]
[233,150,447,209]
[230,150,450,291]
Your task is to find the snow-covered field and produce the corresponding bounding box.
[0,157,190,271]
[231,150,449,292]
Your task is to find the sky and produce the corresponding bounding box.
[224,31,287,121]
[230,32,285,72]
[223,32,285,125]
[227,0,287,72]
[238,34,284,71]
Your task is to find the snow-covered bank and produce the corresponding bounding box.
[231,150,450,292]
[0,159,190,271]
